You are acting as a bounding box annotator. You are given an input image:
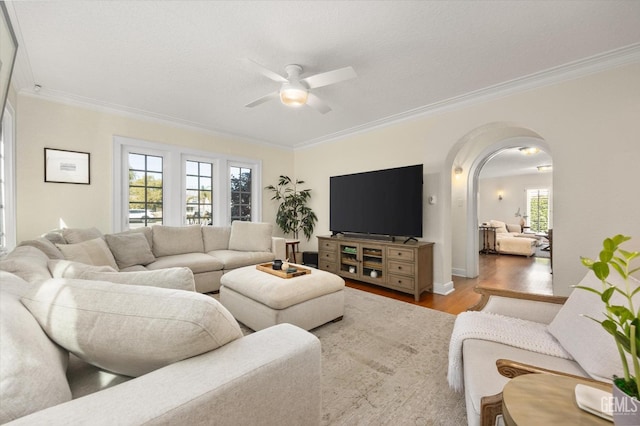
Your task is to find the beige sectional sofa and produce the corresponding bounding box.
[0,244,321,425]
[27,221,286,293]
[449,271,636,426]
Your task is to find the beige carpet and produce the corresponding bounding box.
[228,287,467,425]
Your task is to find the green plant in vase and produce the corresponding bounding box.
[265,175,317,241]
[577,234,640,402]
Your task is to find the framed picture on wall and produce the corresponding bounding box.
[44,148,91,184]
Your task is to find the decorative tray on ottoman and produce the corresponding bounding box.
[256,263,312,279]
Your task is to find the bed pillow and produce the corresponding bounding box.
[56,238,119,271]
[548,272,639,382]
[105,232,155,269]
[21,278,242,377]
[228,221,272,252]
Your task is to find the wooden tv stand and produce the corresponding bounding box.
[317,235,434,301]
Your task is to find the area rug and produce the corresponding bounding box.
[220,287,466,424]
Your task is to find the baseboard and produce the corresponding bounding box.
[433,280,455,296]
[451,267,466,277]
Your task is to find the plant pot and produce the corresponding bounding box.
[612,382,640,425]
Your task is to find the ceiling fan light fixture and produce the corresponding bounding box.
[519,147,540,155]
[280,87,308,107]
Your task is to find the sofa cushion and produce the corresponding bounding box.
[18,237,65,259]
[21,278,243,377]
[48,259,117,277]
[105,232,156,269]
[202,226,231,251]
[62,227,104,244]
[56,238,119,271]
[146,253,223,274]
[152,225,204,257]
[0,246,52,283]
[209,250,275,270]
[0,272,71,424]
[548,272,639,382]
[50,260,195,292]
[228,221,272,252]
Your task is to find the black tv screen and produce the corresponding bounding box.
[330,164,423,238]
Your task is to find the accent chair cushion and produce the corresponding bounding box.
[56,238,119,270]
[489,220,508,234]
[228,221,272,252]
[151,225,204,257]
[21,278,242,377]
[548,272,640,382]
[105,232,156,269]
[0,273,71,424]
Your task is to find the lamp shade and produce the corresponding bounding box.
[280,83,308,107]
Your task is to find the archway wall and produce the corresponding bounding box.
[295,62,639,297]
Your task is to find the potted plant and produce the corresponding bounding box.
[578,234,640,422]
[265,175,318,241]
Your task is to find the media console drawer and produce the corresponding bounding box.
[388,260,415,276]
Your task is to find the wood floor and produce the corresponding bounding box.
[345,253,553,315]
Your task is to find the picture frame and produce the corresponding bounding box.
[44,148,91,184]
[0,1,18,124]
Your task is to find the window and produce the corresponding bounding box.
[230,165,252,222]
[526,188,550,233]
[128,153,163,228]
[0,106,15,255]
[113,136,261,231]
[186,160,213,224]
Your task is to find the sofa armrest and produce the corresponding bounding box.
[272,237,286,261]
[8,324,321,426]
[468,286,566,324]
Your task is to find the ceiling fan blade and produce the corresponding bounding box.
[245,59,288,83]
[302,66,357,89]
[245,91,279,108]
[306,93,332,114]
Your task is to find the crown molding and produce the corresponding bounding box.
[294,43,640,150]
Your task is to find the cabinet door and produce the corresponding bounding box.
[339,243,360,276]
[361,244,385,282]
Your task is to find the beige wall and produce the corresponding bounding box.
[295,63,640,296]
[15,95,293,242]
[12,63,640,296]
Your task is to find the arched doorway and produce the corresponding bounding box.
[447,123,552,280]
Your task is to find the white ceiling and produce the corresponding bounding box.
[479,147,553,179]
[6,1,640,149]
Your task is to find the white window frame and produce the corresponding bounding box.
[0,104,16,254]
[113,136,261,232]
[525,187,552,232]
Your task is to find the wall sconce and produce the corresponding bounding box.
[498,191,503,201]
[454,166,463,180]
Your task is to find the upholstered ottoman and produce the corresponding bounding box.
[219,264,345,331]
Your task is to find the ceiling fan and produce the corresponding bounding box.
[244,59,357,114]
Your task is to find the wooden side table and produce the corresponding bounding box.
[285,239,300,263]
[479,226,497,254]
[502,374,612,425]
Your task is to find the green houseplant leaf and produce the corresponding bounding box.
[265,175,317,241]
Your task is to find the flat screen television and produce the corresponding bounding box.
[330,164,423,239]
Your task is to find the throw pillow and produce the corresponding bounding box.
[62,227,104,244]
[0,274,71,424]
[18,237,65,259]
[21,278,242,377]
[105,232,155,269]
[228,221,272,252]
[151,225,204,257]
[202,226,231,252]
[56,238,119,271]
[49,261,195,292]
[0,246,52,283]
[489,220,508,234]
[548,272,639,382]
